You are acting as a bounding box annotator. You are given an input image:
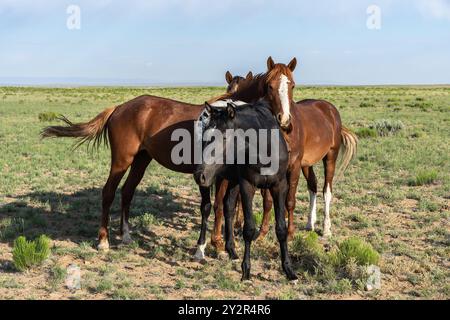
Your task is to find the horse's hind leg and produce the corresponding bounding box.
[120,151,152,244]
[233,193,244,236]
[194,186,212,260]
[239,179,256,280]
[286,162,302,239]
[303,166,318,232]
[257,189,273,240]
[211,178,227,251]
[322,150,338,238]
[98,156,133,251]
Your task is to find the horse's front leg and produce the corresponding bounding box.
[223,181,240,260]
[270,179,298,281]
[194,186,212,260]
[239,179,256,281]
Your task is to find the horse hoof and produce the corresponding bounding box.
[212,240,225,252]
[122,233,133,245]
[194,244,207,261]
[97,240,110,252]
[290,279,299,285]
[305,223,315,231]
[241,273,251,281]
[227,250,240,261]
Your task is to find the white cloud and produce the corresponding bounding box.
[416,0,450,20]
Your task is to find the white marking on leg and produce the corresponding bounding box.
[323,183,332,237]
[278,74,291,126]
[97,239,110,252]
[194,243,207,260]
[306,190,317,231]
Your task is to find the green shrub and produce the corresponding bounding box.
[336,237,379,266]
[38,112,60,122]
[131,213,160,229]
[369,119,404,136]
[49,264,67,289]
[359,102,375,108]
[12,235,51,271]
[291,231,327,272]
[325,278,353,294]
[406,101,432,110]
[0,217,25,241]
[355,127,377,139]
[408,170,438,186]
[96,277,114,293]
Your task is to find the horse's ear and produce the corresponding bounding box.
[267,56,275,71]
[288,57,297,72]
[205,102,213,114]
[226,103,236,119]
[246,71,253,81]
[225,71,233,84]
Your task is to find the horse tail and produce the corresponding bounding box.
[336,126,358,180]
[41,106,117,150]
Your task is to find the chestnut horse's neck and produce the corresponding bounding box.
[211,73,268,104]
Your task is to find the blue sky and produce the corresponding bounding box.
[1,0,450,85]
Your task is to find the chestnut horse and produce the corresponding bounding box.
[225,71,253,94]
[42,96,212,253]
[211,57,358,247]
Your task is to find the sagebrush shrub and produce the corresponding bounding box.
[369,119,404,136]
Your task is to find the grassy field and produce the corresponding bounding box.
[0,85,449,300]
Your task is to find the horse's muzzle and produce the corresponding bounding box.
[277,113,291,130]
[194,171,209,187]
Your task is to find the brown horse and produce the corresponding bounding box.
[41,96,212,253]
[211,58,358,244]
[225,71,253,94]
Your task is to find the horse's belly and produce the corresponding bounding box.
[300,145,330,167]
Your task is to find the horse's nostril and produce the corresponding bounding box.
[277,114,282,122]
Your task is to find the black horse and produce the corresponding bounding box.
[194,101,297,281]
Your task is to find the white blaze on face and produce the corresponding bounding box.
[278,74,291,126]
